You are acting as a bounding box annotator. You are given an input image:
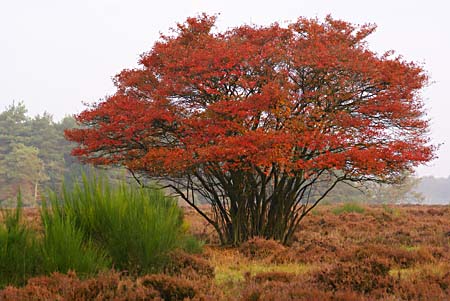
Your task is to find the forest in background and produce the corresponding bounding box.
[0,102,126,207]
[0,102,448,206]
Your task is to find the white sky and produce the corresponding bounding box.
[0,0,449,177]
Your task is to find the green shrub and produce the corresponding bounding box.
[46,174,191,274]
[181,235,205,254]
[0,196,41,287]
[0,193,110,288]
[40,208,110,276]
[0,174,203,287]
[332,202,365,215]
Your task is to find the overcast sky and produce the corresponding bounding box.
[1,0,449,177]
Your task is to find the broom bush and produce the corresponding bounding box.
[0,174,202,287]
[45,174,188,274]
[0,196,41,287]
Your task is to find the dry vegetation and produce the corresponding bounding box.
[2,203,449,300]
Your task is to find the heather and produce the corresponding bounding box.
[2,203,449,300]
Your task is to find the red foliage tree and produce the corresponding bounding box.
[66,15,434,245]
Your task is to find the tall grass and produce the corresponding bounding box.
[0,174,201,287]
[40,207,110,276]
[0,192,109,288]
[0,194,41,287]
[45,174,186,274]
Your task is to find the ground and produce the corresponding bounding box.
[2,203,450,300]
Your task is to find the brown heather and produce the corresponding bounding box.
[238,237,286,261]
[2,204,450,300]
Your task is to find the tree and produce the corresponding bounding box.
[366,173,425,204]
[0,143,47,206]
[66,15,434,245]
[0,102,129,205]
[0,102,30,155]
[410,176,450,204]
[25,113,92,192]
[0,102,32,204]
[320,172,424,204]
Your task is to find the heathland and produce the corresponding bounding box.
[1,195,449,300]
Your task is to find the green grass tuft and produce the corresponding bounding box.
[181,235,205,254]
[382,203,401,217]
[332,202,365,215]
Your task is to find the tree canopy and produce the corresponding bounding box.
[66,15,434,244]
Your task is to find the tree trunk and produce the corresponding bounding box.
[33,180,39,207]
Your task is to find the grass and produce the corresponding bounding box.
[389,262,450,279]
[44,173,192,274]
[400,245,419,252]
[0,191,108,288]
[0,174,203,287]
[207,246,315,295]
[0,195,41,287]
[40,209,110,276]
[180,235,205,254]
[332,202,365,215]
[215,263,313,284]
[211,246,316,298]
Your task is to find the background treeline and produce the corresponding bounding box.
[0,102,124,207]
[415,176,450,204]
[0,102,448,206]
